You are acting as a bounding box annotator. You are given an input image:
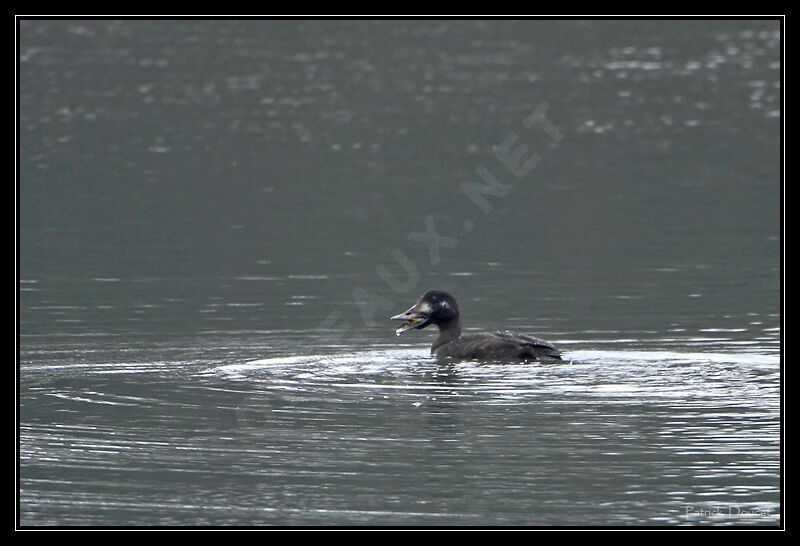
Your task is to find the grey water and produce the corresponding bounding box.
[18,19,781,526]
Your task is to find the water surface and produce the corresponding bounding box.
[19,19,781,526]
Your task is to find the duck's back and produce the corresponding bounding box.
[434,330,561,361]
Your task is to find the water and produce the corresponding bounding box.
[18,19,781,526]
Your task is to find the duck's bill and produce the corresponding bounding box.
[390,310,429,336]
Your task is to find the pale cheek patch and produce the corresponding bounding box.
[419,302,433,314]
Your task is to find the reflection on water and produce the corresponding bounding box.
[19,19,780,526]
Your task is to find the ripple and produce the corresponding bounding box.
[204,346,779,407]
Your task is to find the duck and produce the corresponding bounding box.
[390,290,561,361]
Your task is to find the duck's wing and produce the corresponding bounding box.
[436,331,562,361]
[492,330,562,360]
[436,334,522,360]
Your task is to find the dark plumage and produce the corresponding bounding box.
[390,290,561,362]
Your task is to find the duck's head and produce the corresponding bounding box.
[390,290,460,336]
